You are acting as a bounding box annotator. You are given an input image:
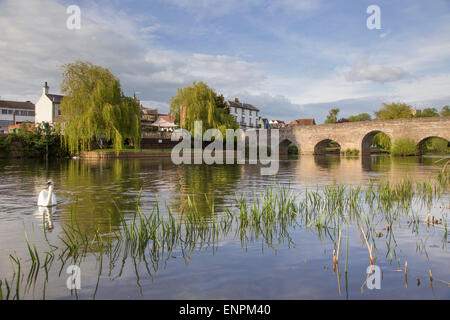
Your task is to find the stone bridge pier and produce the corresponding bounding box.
[275,117,450,156]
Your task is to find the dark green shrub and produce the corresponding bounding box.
[391,137,418,156]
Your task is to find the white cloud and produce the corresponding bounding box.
[345,56,409,83]
[1,0,449,123]
[0,0,265,107]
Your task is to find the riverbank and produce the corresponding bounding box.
[80,150,173,159]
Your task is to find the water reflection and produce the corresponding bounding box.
[34,206,56,230]
[0,155,448,300]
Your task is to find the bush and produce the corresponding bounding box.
[422,137,449,154]
[288,145,298,154]
[0,123,69,158]
[391,137,418,156]
[343,148,360,156]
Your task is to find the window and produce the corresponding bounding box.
[1,109,7,114]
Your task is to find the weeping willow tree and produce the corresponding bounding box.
[372,132,392,152]
[60,61,141,154]
[169,81,238,138]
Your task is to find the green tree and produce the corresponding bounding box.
[169,81,238,137]
[374,103,413,120]
[0,122,68,158]
[325,108,340,124]
[421,137,449,154]
[391,137,418,156]
[416,107,439,118]
[372,132,392,152]
[441,106,450,117]
[60,61,141,154]
[348,113,372,122]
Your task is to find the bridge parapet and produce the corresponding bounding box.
[277,116,450,155]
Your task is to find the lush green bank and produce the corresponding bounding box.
[0,124,68,159]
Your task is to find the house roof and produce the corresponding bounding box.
[225,100,259,112]
[46,94,64,104]
[151,117,178,128]
[0,100,35,110]
[289,118,316,126]
[141,107,158,115]
[158,114,175,123]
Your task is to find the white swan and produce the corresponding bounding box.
[37,181,57,207]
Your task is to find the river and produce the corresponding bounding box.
[0,155,448,299]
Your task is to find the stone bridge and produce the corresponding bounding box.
[275,116,450,155]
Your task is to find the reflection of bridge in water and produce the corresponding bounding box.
[274,117,450,155]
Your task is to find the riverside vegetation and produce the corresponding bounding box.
[1,166,448,300]
[0,123,68,159]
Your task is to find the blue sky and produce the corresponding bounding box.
[1,0,450,122]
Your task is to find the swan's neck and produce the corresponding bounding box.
[46,185,53,206]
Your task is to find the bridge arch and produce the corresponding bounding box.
[417,136,450,154]
[314,139,341,155]
[361,130,393,156]
[279,138,299,155]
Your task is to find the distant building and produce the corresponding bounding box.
[258,117,270,129]
[0,100,35,133]
[8,122,34,134]
[225,98,260,129]
[269,120,287,129]
[152,114,177,132]
[140,106,159,134]
[289,118,316,126]
[35,82,64,125]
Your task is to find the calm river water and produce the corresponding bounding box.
[0,155,448,299]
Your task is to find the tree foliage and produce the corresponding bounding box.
[348,113,372,122]
[0,122,68,158]
[60,61,141,154]
[421,137,450,154]
[391,137,418,156]
[325,108,340,124]
[415,107,439,118]
[372,132,392,152]
[441,106,450,117]
[169,81,238,137]
[374,103,413,120]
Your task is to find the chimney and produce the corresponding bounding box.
[43,82,49,95]
[133,92,141,106]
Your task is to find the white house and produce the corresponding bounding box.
[225,99,260,129]
[35,82,64,125]
[0,100,35,133]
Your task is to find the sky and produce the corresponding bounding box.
[1,0,450,122]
